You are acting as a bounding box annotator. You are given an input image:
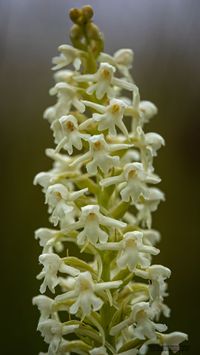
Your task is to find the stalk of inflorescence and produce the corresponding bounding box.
[33,6,188,355]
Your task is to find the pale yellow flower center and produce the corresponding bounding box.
[125,238,136,249]
[111,104,120,115]
[88,212,97,220]
[79,279,92,292]
[93,141,102,150]
[66,121,75,131]
[136,309,146,321]
[128,169,137,178]
[54,192,62,201]
[101,69,111,80]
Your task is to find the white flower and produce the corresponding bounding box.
[45,148,81,177]
[37,319,78,355]
[33,166,79,194]
[151,298,170,320]
[32,295,54,322]
[89,346,108,355]
[135,265,171,301]
[98,231,159,271]
[121,149,140,165]
[51,115,89,154]
[142,229,161,246]
[117,232,159,271]
[113,48,134,69]
[137,330,188,355]
[63,204,126,245]
[55,271,122,318]
[133,126,165,170]
[44,82,85,123]
[37,253,79,293]
[144,132,165,156]
[131,302,167,340]
[35,228,62,253]
[52,44,83,71]
[129,99,158,133]
[75,62,137,99]
[136,188,165,228]
[53,69,75,84]
[139,100,158,125]
[70,134,132,175]
[99,48,134,81]
[34,171,54,192]
[110,302,167,337]
[159,332,188,355]
[45,183,88,226]
[101,162,160,204]
[34,151,81,195]
[80,98,129,137]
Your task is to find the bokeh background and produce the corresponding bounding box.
[1,0,199,354]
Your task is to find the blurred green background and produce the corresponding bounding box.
[1,0,199,354]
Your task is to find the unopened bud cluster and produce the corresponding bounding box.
[34,5,187,355]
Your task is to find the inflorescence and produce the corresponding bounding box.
[33,6,187,355]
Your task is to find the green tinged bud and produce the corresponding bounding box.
[70,24,83,40]
[69,5,104,58]
[82,5,94,21]
[69,8,82,24]
[86,22,101,41]
[69,5,94,25]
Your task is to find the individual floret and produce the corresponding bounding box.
[33,295,55,323]
[55,271,122,318]
[44,82,85,123]
[52,44,84,71]
[101,162,160,204]
[99,48,134,81]
[37,253,79,293]
[80,98,129,137]
[97,231,159,272]
[51,115,89,154]
[110,302,167,338]
[70,134,132,175]
[62,204,126,245]
[135,265,171,301]
[75,62,137,99]
[45,183,88,226]
[136,188,165,229]
[37,319,78,355]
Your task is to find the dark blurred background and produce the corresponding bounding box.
[1,0,199,354]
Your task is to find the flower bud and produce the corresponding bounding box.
[86,22,101,41]
[69,8,82,23]
[70,24,83,40]
[82,5,94,21]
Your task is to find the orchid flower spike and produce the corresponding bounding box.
[34,5,187,355]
